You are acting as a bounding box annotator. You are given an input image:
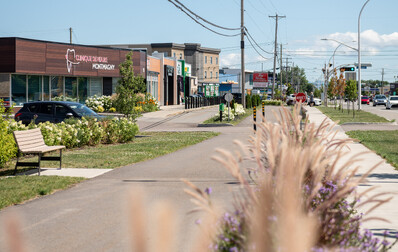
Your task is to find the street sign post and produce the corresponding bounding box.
[225,93,234,122]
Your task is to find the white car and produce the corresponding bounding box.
[313,98,322,106]
[286,94,295,105]
[386,96,398,109]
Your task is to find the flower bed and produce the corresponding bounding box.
[1,117,139,167]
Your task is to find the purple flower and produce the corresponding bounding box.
[205,187,212,195]
[195,219,202,225]
[382,239,390,246]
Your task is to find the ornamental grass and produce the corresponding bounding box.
[184,104,397,251]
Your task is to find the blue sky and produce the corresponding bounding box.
[1,0,398,83]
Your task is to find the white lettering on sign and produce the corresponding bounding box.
[92,63,115,70]
[66,49,114,72]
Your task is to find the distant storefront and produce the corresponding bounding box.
[0,37,146,107]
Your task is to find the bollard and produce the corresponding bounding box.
[253,105,257,131]
[262,102,265,119]
[185,97,188,109]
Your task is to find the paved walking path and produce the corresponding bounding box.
[305,106,398,244]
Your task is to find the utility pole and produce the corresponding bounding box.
[381,68,384,94]
[241,0,246,108]
[291,62,294,91]
[269,14,286,99]
[69,27,72,44]
[280,44,283,94]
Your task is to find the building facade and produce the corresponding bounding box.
[105,43,220,96]
[0,37,146,108]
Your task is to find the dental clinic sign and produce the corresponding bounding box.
[65,49,115,73]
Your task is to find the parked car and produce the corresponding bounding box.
[15,101,104,125]
[373,95,387,106]
[361,96,370,105]
[286,94,296,105]
[386,96,398,109]
[312,98,322,106]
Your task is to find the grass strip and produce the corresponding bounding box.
[203,108,253,125]
[0,176,85,209]
[1,131,220,175]
[346,130,398,170]
[317,106,390,124]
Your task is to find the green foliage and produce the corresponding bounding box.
[114,52,145,118]
[301,83,315,93]
[0,102,17,167]
[286,83,295,96]
[246,95,252,109]
[314,88,322,98]
[251,94,261,107]
[262,100,283,106]
[280,65,309,89]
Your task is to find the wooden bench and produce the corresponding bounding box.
[13,128,65,175]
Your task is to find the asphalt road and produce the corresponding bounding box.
[0,106,280,252]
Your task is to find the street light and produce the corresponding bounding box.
[358,0,371,110]
[321,38,357,106]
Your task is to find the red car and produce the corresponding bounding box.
[361,96,370,105]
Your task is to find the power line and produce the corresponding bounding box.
[168,0,240,37]
[244,27,273,54]
[245,33,270,60]
[171,0,240,31]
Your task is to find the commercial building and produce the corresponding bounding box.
[105,43,220,97]
[219,68,253,95]
[0,37,146,109]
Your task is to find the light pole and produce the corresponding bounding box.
[358,0,371,110]
[321,38,357,106]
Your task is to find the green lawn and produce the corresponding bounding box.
[203,108,253,125]
[317,106,390,124]
[0,176,85,209]
[0,131,219,209]
[346,130,398,170]
[1,131,219,174]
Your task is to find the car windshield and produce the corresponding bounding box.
[375,95,386,99]
[362,96,368,99]
[69,104,98,117]
[390,97,398,101]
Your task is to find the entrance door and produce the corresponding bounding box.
[103,77,113,96]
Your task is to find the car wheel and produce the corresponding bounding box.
[373,104,376,106]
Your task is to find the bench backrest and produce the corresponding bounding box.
[13,128,46,152]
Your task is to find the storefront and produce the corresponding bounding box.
[0,37,146,108]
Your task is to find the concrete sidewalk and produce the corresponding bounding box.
[18,168,113,178]
[305,106,398,241]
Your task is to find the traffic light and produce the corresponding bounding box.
[340,67,355,72]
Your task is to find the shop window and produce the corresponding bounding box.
[179,53,182,59]
[78,77,88,103]
[28,75,42,102]
[90,77,102,97]
[51,76,64,100]
[205,56,207,64]
[11,75,26,106]
[43,76,50,101]
[65,77,78,102]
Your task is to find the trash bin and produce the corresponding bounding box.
[219,103,225,112]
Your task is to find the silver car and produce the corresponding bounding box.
[386,96,398,109]
[373,95,387,106]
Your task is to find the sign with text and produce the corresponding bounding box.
[253,72,269,88]
[253,73,268,82]
[295,92,307,103]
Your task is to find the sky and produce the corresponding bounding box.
[1,0,398,84]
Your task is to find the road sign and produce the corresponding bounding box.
[225,93,233,103]
[295,92,306,103]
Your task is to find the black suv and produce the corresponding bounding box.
[15,101,102,125]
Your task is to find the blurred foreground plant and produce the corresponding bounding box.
[185,104,396,251]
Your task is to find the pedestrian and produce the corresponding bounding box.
[309,92,314,107]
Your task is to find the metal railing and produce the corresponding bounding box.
[184,96,223,109]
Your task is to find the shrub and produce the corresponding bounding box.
[262,100,283,106]
[85,95,113,112]
[245,95,252,109]
[0,103,18,167]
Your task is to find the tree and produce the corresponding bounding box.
[345,80,357,117]
[314,88,322,98]
[114,52,146,118]
[280,65,309,93]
